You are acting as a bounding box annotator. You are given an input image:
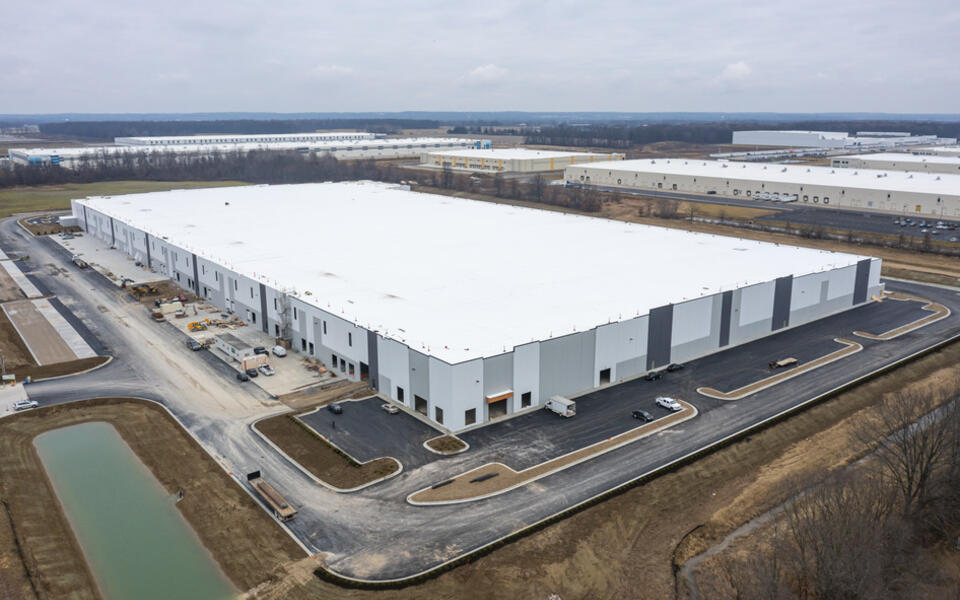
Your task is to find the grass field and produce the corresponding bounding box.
[0,181,249,219]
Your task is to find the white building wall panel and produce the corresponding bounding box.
[791,272,824,310]
[377,337,410,403]
[827,264,857,300]
[428,357,453,427]
[738,281,775,326]
[672,297,713,345]
[451,359,483,431]
[512,342,541,412]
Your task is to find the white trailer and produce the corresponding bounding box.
[545,396,576,418]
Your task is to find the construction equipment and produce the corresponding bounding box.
[247,471,296,522]
[188,320,209,332]
[769,357,799,369]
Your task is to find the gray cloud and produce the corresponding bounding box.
[1,0,958,113]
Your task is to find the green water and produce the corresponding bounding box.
[34,422,235,600]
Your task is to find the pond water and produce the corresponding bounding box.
[34,421,235,600]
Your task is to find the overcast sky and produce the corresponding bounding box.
[2,0,958,114]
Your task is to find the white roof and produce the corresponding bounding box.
[9,138,479,159]
[77,182,868,363]
[575,158,960,197]
[427,148,612,160]
[116,132,373,143]
[840,153,960,166]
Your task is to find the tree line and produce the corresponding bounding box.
[710,384,960,599]
[0,150,381,187]
[525,121,960,149]
[37,118,440,140]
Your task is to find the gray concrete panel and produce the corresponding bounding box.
[646,304,673,370]
[719,290,733,347]
[367,331,379,390]
[379,374,391,397]
[853,259,871,304]
[192,253,200,296]
[483,353,513,396]
[539,330,596,399]
[258,283,268,333]
[772,276,792,330]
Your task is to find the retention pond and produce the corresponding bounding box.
[34,421,235,600]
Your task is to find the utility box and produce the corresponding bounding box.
[214,333,254,362]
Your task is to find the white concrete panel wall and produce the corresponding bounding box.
[672,297,712,344]
[377,337,410,402]
[738,281,775,326]
[827,264,857,300]
[428,357,453,427]
[512,342,540,413]
[451,359,484,431]
[309,307,367,366]
[592,316,648,384]
[791,272,824,310]
[868,258,882,288]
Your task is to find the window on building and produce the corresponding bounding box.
[301,338,307,351]
[435,406,444,424]
[464,408,476,425]
[273,298,277,311]
[274,324,280,336]
[521,392,532,408]
[293,307,298,320]
[323,321,327,335]
[331,353,337,367]
[348,332,352,346]
[250,287,254,299]
[233,280,238,291]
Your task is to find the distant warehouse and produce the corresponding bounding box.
[832,153,960,175]
[565,158,960,217]
[8,137,489,169]
[420,148,623,173]
[732,130,955,149]
[114,132,378,146]
[72,182,880,432]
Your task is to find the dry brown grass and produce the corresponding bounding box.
[255,415,398,489]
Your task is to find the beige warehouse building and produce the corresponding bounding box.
[565,158,960,218]
[421,148,624,173]
[832,153,960,175]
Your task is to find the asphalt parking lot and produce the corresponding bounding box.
[314,293,933,474]
[299,397,443,469]
[758,206,960,240]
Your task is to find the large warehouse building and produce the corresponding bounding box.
[114,132,378,146]
[72,182,881,432]
[420,148,623,172]
[832,153,960,175]
[565,158,960,217]
[8,138,488,168]
[732,130,955,150]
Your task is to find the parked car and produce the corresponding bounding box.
[258,364,275,376]
[236,372,250,382]
[253,346,268,356]
[632,409,654,422]
[666,363,684,372]
[245,368,259,378]
[13,399,39,411]
[271,345,287,357]
[655,396,683,412]
[381,403,400,414]
[186,339,203,351]
[328,403,343,414]
[644,371,662,381]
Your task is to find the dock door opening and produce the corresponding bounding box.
[599,368,611,385]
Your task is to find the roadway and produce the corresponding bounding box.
[3,214,960,582]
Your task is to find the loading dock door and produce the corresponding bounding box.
[486,391,512,420]
[414,395,428,415]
